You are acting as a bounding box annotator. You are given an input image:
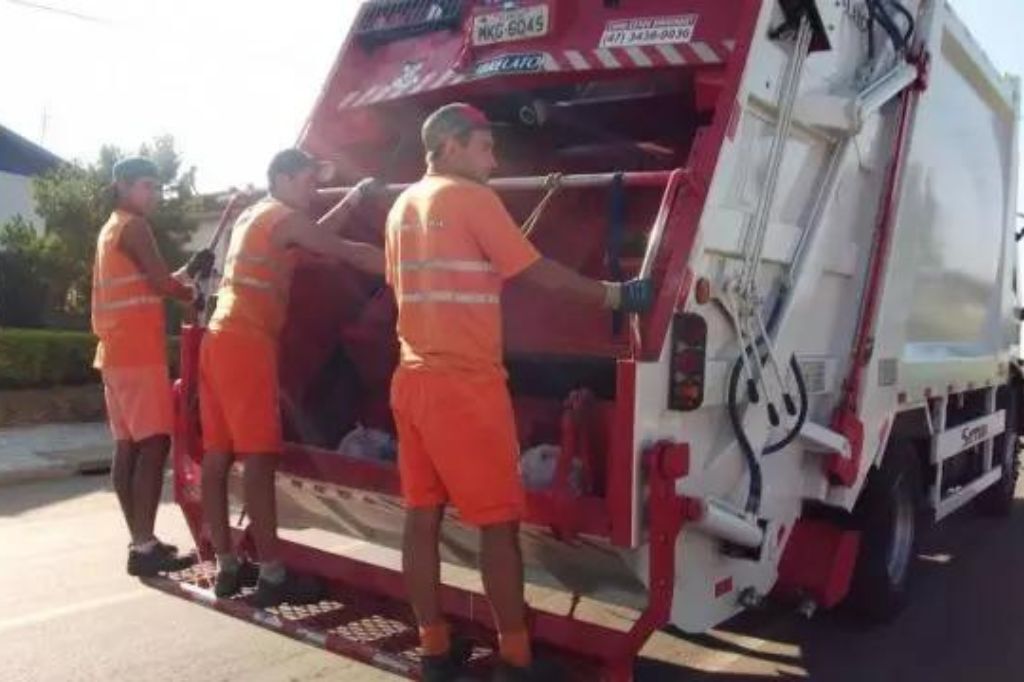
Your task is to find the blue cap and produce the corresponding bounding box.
[112,157,160,184]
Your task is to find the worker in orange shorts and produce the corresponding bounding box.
[92,157,201,577]
[386,103,653,682]
[200,149,384,607]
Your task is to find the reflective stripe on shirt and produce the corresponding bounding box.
[401,291,499,305]
[94,274,148,289]
[93,295,161,312]
[398,259,495,273]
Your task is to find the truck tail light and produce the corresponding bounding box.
[669,313,707,411]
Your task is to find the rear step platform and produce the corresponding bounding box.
[143,561,602,680]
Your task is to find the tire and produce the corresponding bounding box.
[844,442,921,623]
[978,387,1020,518]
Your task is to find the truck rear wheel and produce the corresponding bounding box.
[977,389,1020,518]
[844,443,921,623]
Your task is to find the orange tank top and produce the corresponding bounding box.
[91,210,167,369]
[209,199,296,340]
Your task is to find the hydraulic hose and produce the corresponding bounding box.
[727,347,810,515]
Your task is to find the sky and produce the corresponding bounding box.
[0,0,1021,200]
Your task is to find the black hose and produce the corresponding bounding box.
[763,355,809,454]
[727,347,811,515]
[727,364,764,515]
[867,0,907,52]
[867,0,915,52]
[884,0,915,44]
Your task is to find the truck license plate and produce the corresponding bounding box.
[472,5,550,47]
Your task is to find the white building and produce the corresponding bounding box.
[0,125,62,234]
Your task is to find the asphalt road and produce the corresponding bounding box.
[2,474,1023,681]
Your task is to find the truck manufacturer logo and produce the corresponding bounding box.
[599,14,698,49]
[961,424,989,448]
[474,52,545,78]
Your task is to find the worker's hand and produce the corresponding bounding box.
[606,278,654,313]
[352,177,383,202]
[185,249,215,279]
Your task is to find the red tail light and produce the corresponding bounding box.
[669,313,707,411]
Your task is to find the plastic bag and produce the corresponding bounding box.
[338,424,397,463]
[520,444,581,493]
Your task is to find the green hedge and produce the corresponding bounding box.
[0,329,180,389]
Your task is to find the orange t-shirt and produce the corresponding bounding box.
[385,174,541,377]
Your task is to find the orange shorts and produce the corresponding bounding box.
[199,329,282,455]
[390,367,525,527]
[101,365,173,442]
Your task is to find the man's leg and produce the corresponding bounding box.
[480,521,531,668]
[241,453,280,565]
[132,434,171,544]
[403,506,448,657]
[201,452,235,557]
[243,453,323,607]
[110,440,138,542]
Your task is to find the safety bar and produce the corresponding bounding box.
[318,170,675,199]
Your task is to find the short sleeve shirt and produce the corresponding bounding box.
[385,174,540,376]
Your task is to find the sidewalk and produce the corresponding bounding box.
[0,422,112,486]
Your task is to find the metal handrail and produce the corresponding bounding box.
[317,170,675,199]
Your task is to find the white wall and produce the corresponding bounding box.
[0,170,43,234]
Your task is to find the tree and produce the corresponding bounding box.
[0,217,60,327]
[26,136,199,324]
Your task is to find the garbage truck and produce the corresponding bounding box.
[146,0,1022,679]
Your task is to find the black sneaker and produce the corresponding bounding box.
[127,543,198,578]
[249,570,325,608]
[422,638,474,682]
[491,658,563,682]
[214,560,260,598]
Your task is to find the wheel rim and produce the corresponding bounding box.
[887,484,914,585]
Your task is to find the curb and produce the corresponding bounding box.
[0,462,78,487]
[0,447,111,488]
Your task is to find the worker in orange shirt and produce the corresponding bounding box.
[200,149,384,607]
[387,103,652,682]
[92,157,200,577]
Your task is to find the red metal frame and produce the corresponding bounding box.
[774,518,861,608]
[163,433,690,680]
[829,53,928,485]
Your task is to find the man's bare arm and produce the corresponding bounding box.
[516,259,653,312]
[118,219,193,301]
[276,214,385,276]
[516,258,609,307]
[317,178,378,236]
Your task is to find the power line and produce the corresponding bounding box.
[3,0,110,24]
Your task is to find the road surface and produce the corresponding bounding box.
[2,474,1023,681]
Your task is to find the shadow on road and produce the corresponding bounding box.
[0,473,121,518]
[636,497,1024,680]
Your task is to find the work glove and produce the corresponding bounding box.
[185,248,216,279]
[605,278,654,313]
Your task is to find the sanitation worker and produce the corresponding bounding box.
[386,103,653,681]
[92,157,200,577]
[200,149,384,607]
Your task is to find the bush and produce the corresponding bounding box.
[0,329,98,389]
[0,329,184,389]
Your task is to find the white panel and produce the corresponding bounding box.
[933,410,1005,463]
[0,171,44,233]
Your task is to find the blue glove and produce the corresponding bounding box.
[619,278,654,313]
